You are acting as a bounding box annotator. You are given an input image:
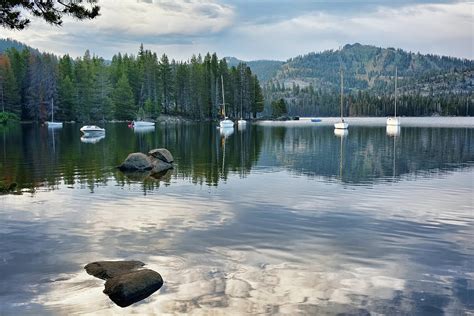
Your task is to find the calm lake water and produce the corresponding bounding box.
[1,119,473,315]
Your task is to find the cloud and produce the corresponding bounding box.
[227,2,473,60]
[0,1,471,60]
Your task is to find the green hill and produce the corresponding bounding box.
[225,57,284,82]
[270,43,473,92]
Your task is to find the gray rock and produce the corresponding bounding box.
[148,148,174,163]
[84,260,145,280]
[118,153,152,171]
[119,149,174,173]
[103,269,164,308]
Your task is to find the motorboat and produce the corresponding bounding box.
[132,120,155,127]
[80,125,105,136]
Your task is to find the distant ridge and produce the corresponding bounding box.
[225,57,284,82]
[0,38,40,54]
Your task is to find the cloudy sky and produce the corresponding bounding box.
[2,0,473,61]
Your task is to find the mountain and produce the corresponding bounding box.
[225,57,284,82]
[253,44,473,117]
[268,43,473,92]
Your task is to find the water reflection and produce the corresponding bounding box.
[0,123,473,194]
[1,121,473,314]
[133,126,155,134]
[81,134,106,144]
[386,125,401,137]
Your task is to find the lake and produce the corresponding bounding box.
[1,118,473,315]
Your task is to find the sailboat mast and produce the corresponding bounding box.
[340,69,344,120]
[51,99,54,122]
[221,75,226,117]
[395,67,398,118]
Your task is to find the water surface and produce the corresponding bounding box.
[0,119,473,315]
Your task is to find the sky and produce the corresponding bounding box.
[1,0,473,61]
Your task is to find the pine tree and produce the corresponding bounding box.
[113,73,135,120]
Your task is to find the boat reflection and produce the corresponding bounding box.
[220,126,234,138]
[334,128,348,138]
[133,126,155,134]
[81,134,105,144]
[386,125,401,137]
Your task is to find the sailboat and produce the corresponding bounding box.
[334,68,348,130]
[237,69,247,126]
[387,67,401,126]
[219,75,234,129]
[46,99,63,128]
[132,107,155,127]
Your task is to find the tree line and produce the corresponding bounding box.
[263,81,473,117]
[0,44,264,122]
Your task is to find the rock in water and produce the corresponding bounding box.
[84,260,145,280]
[118,149,174,173]
[84,260,163,307]
[104,269,164,308]
[118,153,152,171]
[148,148,174,163]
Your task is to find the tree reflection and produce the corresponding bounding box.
[0,123,472,194]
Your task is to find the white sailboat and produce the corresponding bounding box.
[46,99,63,128]
[387,67,401,126]
[237,69,247,126]
[334,68,348,130]
[219,75,234,129]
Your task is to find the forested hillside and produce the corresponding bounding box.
[0,43,264,122]
[261,43,473,117]
[226,57,284,82]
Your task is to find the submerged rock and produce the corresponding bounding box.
[104,269,164,308]
[118,148,174,173]
[84,260,163,308]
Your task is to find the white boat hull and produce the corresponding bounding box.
[220,119,234,128]
[334,122,349,129]
[46,121,63,128]
[237,119,247,125]
[386,117,400,126]
[133,121,155,127]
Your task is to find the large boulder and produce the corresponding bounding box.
[104,269,164,307]
[84,260,145,280]
[148,148,174,163]
[118,149,174,173]
[118,153,152,171]
[84,260,164,308]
